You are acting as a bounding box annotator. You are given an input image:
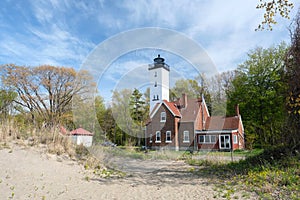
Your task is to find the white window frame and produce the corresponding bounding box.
[160,112,166,122]
[211,135,216,143]
[233,135,238,144]
[183,131,190,143]
[198,135,217,144]
[166,131,172,143]
[219,135,231,149]
[149,134,152,143]
[155,131,161,143]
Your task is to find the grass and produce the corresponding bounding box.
[94,145,185,161]
[189,145,300,199]
[0,120,125,180]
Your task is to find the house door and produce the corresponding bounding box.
[219,135,231,149]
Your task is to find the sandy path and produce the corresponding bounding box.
[0,144,256,200]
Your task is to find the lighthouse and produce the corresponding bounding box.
[148,54,170,113]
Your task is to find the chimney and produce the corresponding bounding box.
[235,104,240,116]
[182,93,188,108]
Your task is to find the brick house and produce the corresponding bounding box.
[145,55,244,151]
[145,94,245,151]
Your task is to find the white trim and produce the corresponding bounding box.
[160,112,166,122]
[149,102,162,118]
[202,95,210,117]
[150,101,181,119]
[196,129,238,134]
[183,131,190,143]
[165,131,172,143]
[233,135,238,144]
[219,134,231,149]
[198,135,216,144]
[155,131,161,143]
[239,115,244,132]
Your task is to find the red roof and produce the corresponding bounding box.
[178,99,202,122]
[163,100,181,117]
[205,116,240,130]
[150,100,181,118]
[69,128,93,136]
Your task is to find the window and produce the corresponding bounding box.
[166,131,171,143]
[149,134,152,143]
[183,131,190,143]
[160,112,166,122]
[233,135,238,144]
[205,135,210,143]
[199,135,204,143]
[219,135,231,149]
[154,72,157,77]
[198,135,217,144]
[154,81,157,87]
[211,135,216,143]
[155,131,161,143]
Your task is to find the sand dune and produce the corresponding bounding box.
[0,142,256,200]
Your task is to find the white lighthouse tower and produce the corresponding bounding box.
[148,54,170,113]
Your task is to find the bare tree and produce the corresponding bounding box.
[285,9,300,147]
[1,64,95,126]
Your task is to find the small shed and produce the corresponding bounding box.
[69,128,94,147]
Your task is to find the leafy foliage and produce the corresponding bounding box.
[256,0,294,31]
[0,89,17,120]
[226,44,288,148]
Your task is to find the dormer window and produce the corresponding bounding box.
[160,112,166,122]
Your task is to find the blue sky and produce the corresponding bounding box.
[0,0,298,103]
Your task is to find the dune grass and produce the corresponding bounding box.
[188,145,300,199]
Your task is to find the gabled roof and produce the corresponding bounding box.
[150,100,181,118]
[70,128,93,136]
[179,99,202,122]
[204,116,240,130]
[163,100,181,117]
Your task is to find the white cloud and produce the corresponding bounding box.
[1,0,299,104]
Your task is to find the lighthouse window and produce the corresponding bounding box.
[154,82,157,87]
[154,72,157,77]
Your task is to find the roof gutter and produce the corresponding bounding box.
[195,129,238,134]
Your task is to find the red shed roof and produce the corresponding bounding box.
[205,116,240,130]
[70,128,93,136]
